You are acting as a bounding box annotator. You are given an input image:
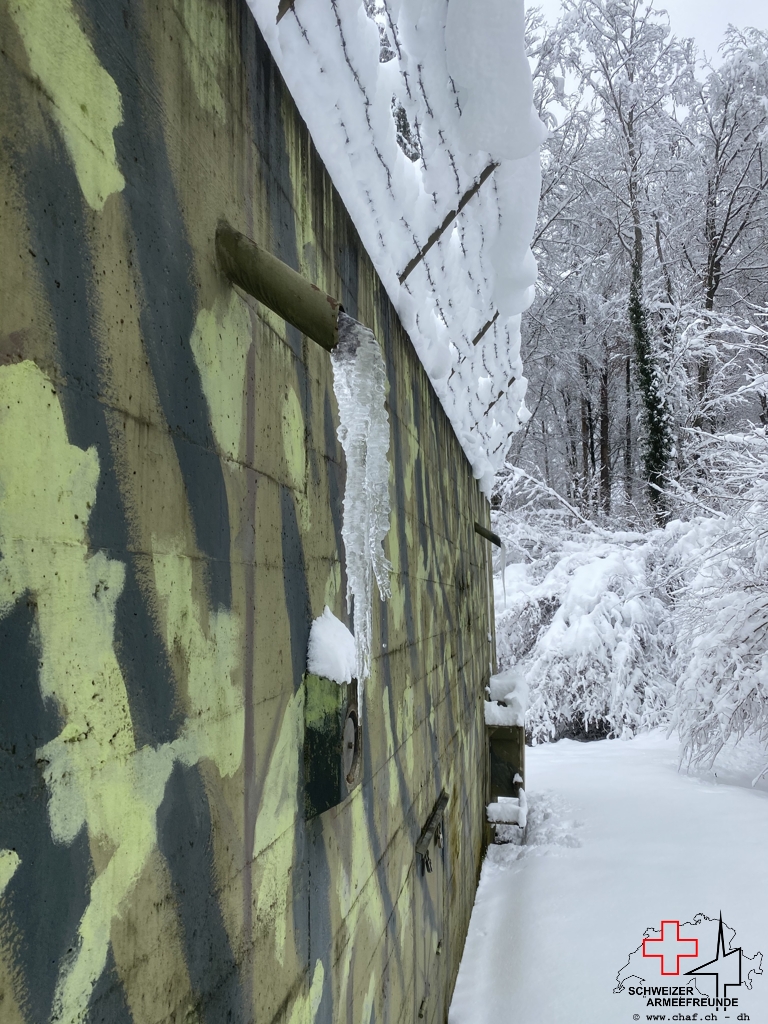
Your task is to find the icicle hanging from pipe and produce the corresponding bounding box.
[330,312,392,695]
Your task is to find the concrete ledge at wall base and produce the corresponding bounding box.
[487,791,526,826]
[487,789,528,847]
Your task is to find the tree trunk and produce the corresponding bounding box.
[562,389,580,503]
[541,419,551,488]
[629,266,670,516]
[600,364,610,514]
[580,354,595,509]
[627,110,672,519]
[624,356,633,502]
[695,176,720,428]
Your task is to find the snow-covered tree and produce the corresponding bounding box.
[495,6,768,767]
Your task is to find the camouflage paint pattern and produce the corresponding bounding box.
[0,1,495,1021]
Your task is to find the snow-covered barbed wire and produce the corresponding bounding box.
[246,0,545,492]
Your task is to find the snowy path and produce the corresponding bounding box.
[449,733,768,1023]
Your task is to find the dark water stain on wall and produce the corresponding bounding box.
[384,348,418,660]
[336,225,360,321]
[280,485,312,694]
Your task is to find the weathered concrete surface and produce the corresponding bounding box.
[0,1,495,1021]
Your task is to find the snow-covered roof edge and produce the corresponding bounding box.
[247,0,545,494]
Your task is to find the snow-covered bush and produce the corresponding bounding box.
[494,426,768,770]
[663,317,768,766]
[528,541,673,743]
[668,432,768,767]
[493,479,675,743]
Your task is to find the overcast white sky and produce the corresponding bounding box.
[530,0,766,63]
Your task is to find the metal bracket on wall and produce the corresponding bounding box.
[276,0,294,22]
[416,790,449,873]
[215,221,343,352]
[474,521,502,547]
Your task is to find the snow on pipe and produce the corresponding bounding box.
[216,222,342,351]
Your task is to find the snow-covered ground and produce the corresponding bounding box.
[450,732,768,1023]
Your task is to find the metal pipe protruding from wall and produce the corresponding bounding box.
[474,522,502,548]
[216,222,342,352]
[276,0,294,22]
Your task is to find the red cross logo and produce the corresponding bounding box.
[642,921,699,975]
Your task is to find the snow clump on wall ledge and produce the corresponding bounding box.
[247,0,546,494]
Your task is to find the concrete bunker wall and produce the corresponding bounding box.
[0,1,494,1021]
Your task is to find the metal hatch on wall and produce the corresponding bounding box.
[304,673,362,817]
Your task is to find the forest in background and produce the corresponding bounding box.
[491,0,768,772]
